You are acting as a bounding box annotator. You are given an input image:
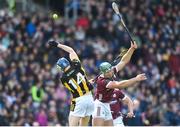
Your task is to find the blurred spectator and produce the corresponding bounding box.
[76,13,90,30]
[35,108,48,126]
[26,16,36,37]
[0,108,10,126]
[31,83,44,105]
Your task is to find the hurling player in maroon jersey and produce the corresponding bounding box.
[110,89,134,126]
[92,41,147,126]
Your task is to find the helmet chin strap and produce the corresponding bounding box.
[104,72,113,78]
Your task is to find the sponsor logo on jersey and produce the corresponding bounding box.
[66,70,75,76]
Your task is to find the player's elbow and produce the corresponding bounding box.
[123,96,133,111]
[106,81,119,89]
[124,96,132,104]
[69,48,75,53]
[69,49,76,56]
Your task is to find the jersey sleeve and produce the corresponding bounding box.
[96,77,111,89]
[116,90,125,100]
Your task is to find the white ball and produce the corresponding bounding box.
[52,13,58,19]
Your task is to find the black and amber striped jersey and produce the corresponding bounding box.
[61,59,93,98]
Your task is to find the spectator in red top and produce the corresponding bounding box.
[168,76,177,89]
[76,13,89,30]
[169,54,180,74]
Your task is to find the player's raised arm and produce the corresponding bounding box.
[106,73,147,89]
[115,41,137,72]
[48,40,79,61]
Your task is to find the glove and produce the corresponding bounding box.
[48,40,59,47]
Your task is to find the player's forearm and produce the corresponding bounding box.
[48,40,79,60]
[117,77,137,89]
[120,47,135,64]
[57,43,74,53]
[126,97,134,113]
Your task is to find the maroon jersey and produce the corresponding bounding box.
[95,67,117,102]
[110,89,125,119]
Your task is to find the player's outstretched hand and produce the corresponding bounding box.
[135,73,147,81]
[131,41,137,49]
[48,40,59,47]
[126,112,135,118]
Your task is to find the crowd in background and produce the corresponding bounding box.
[0,0,180,126]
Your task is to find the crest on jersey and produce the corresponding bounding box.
[113,94,116,98]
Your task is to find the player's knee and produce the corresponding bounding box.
[68,115,80,126]
[92,117,105,126]
[79,116,90,126]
